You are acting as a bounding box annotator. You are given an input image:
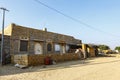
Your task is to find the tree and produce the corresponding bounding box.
[98,45,110,50]
[115,46,120,52]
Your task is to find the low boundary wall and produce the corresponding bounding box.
[12,53,81,66]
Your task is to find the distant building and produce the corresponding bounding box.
[82,44,99,58]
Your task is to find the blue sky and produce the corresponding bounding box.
[0,0,120,49]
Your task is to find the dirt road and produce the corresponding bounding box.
[1,56,120,80]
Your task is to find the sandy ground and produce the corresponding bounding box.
[1,55,120,80]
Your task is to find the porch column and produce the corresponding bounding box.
[82,44,87,59]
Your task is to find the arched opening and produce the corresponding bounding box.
[34,43,42,54]
[47,43,52,52]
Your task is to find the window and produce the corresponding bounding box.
[20,40,28,51]
[55,44,60,53]
[47,43,52,51]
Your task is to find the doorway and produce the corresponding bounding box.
[34,43,43,54]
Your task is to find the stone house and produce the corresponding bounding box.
[3,23,82,55]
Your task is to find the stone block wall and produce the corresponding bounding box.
[4,23,82,55]
[12,53,80,66]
